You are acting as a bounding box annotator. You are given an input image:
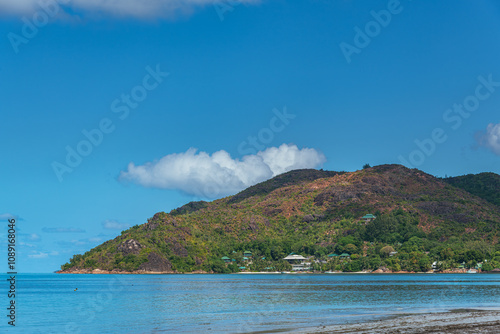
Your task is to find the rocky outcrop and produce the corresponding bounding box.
[138,252,172,272]
[117,239,143,255]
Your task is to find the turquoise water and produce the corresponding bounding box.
[2,273,500,333]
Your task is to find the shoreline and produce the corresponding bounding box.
[56,269,500,275]
[293,309,500,334]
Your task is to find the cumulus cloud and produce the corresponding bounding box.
[42,227,86,233]
[102,220,130,230]
[120,144,326,198]
[476,123,500,156]
[0,0,260,19]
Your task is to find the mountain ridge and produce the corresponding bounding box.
[59,164,500,274]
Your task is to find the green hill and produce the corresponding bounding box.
[443,173,500,207]
[60,165,500,274]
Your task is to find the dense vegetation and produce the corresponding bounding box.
[227,169,341,204]
[169,201,208,216]
[60,165,500,274]
[444,173,500,207]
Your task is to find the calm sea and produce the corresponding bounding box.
[2,273,500,333]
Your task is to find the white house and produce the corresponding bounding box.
[283,253,311,271]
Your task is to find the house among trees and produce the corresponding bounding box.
[243,250,252,257]
[361,214,376,223]
[221,256,231,263]
[339,253,350,260]
[283,253,311,271]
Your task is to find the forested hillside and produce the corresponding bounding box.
[444,173,500,207]
[60,165,500,274]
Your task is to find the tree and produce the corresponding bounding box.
[418,256,431,272]
[401,237,423,253]
[210,261,230,273]
[440,247,455,260]
[346,260,361,272]
[363,163,371,169]
[369,256,381,269]
[380,246,395,257]
[482,262,493,272]
[345,244,358,255]
[227,263,239,273]
[365,216,399,243]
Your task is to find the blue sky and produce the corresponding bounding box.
[1,0,499,273]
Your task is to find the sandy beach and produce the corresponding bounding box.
[296,309,500,334]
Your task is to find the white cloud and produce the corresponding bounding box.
[476,122,500,156]
[120,144,326,198]
[102,220,130,230]
[28,250,58,259]
[0,0,261,19]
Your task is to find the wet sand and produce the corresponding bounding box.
[296,309,500,333]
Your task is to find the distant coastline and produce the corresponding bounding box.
[56,268,500,275]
